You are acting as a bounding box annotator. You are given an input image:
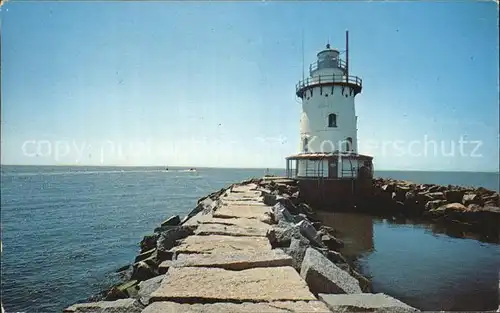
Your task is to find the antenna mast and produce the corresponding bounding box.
[301,28,305,82]
[345,30,349,77]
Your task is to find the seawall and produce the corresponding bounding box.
[63,177,422,313]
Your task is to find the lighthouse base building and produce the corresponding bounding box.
[285,33,374,209]
[286,153,373,208]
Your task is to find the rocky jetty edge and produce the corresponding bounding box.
[63,176,499,313]
[360,178,500,242]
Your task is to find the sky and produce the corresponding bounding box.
[1,1,498,171]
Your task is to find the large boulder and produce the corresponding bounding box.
[415,192,433,204]
[271,203,295,224]
[266,225,302,248]
[424,200,447,211]
[160,215,180,227]
[297,220,325,248]
[283,237,310,271]
[300,247,362,294]
[104,286,128,301]
[381,184,395,193]
[428,185,446,193]
[393,185,411,202]
[482,193,500,206]
[321,234,344,251]
[318,293,419,312]
[134,248,156,263]
[462,193,482,206]
[427,192,445,201]
[430,202,467,214]
[276,195,300,215]
[444,190,465,203]
[262,191,278,206]
[140,234,158,253]
[297,202,315,216]
[156,225,197,261]
[181,198,215,224]
[137,274,165,305]
[131,261,156,281]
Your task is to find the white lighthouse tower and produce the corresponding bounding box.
[299,42,359,155]
[286,31,374,208]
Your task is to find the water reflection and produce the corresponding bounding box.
[316,212,374,258]
[317,211,500,311]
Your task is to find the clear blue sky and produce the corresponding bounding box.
[1,1,498,171]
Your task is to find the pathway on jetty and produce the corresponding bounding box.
[146,182,329,312]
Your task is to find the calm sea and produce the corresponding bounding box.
[1,166,499,312]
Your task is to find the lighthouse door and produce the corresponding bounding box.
[328,159,338,178]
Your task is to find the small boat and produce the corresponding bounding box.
[188,168,196,172]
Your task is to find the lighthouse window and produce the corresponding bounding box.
[303,138,309,152]
[346,137,353,151]
[328,113,337,128]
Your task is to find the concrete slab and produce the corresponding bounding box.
[194,222,268,237]
[214,204,269,219]
[171,235,271,254]
[63,299,143,313]
[200,217,271,230]
[159,249,292,272]
[142,301,331,313]
[149,266,317,303]
[231,184,259,192]
[318,293,419,312]
[220,200,266,206]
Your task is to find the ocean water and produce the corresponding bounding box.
[319,212,500,311]
[1,166,499,312]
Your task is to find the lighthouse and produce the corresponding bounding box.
[286,31,374,208]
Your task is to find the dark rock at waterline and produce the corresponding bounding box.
[160,215,180,227]
[131,261,156,281]
[140,234,158,253]
[156,225,197,261]
[326,250,348,265]
[429,202,467,214]
[104,286,128,301]
[297,202,315,216]
[445,190,465,203]
[181,198,215,225]
[371,178,500,235]
[153,225,178,233]
[134,248,156,263]
[115,264,131,273]
[425,200,448,211]
[321,234,344,251]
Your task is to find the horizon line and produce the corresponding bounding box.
[0,164,498,174]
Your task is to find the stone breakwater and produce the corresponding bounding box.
[64,177,419,313]
[361,178,500,240]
